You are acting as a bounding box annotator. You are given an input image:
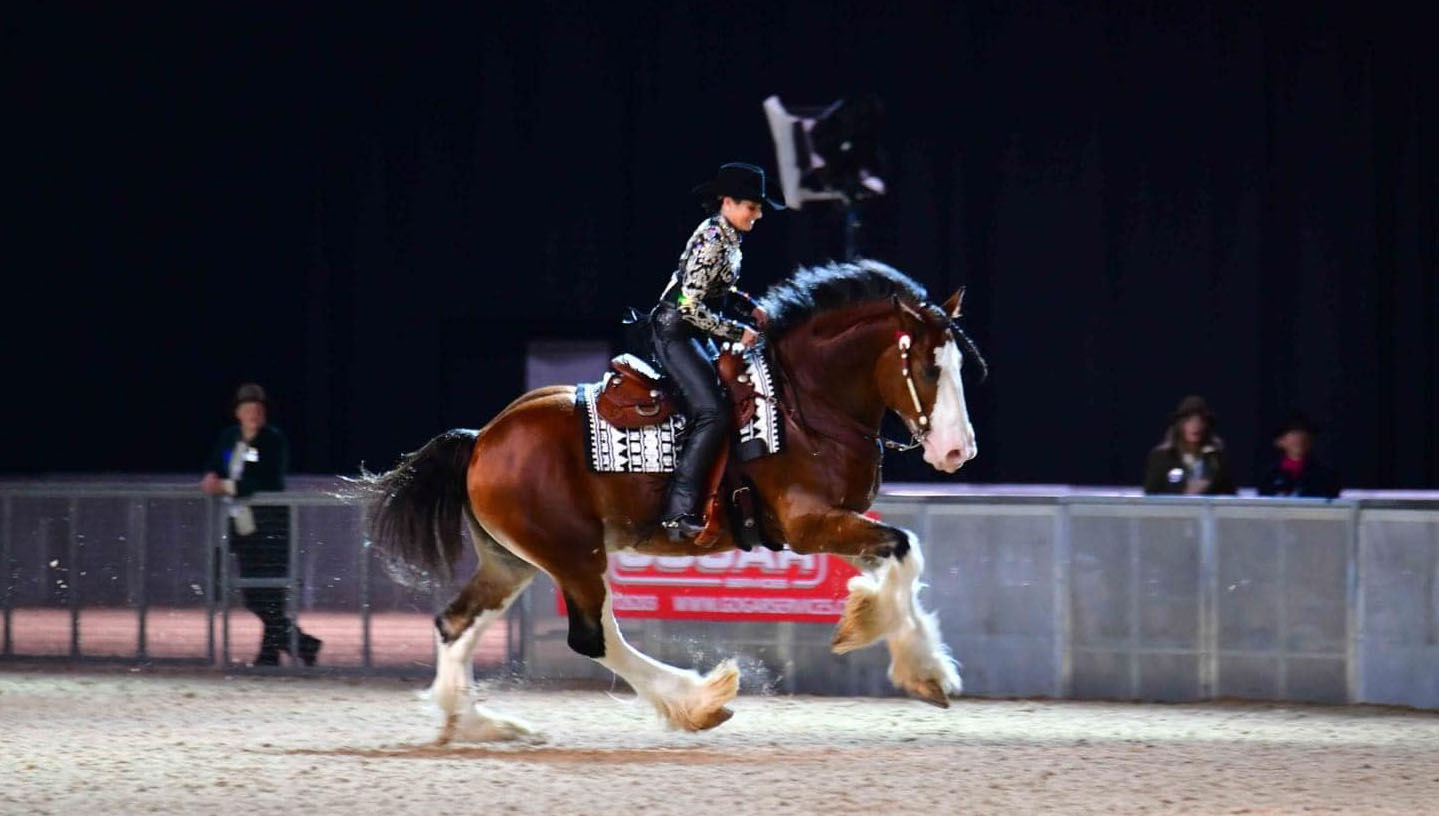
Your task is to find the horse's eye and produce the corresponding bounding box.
[925,365,941,380]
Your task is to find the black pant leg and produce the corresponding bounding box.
[651,306,732,518]
[229,506,293,648]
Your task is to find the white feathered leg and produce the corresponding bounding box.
[596,591,740,731]
[832,531,961,706]
[880,533,962,705]
[428,584,540,744]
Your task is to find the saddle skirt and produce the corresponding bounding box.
[577,347,784,474]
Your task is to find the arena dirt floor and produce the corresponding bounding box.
[3,668,1438,815]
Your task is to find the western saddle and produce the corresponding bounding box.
[594,351,771,550]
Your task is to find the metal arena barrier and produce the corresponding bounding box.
[1,481,1435,709]
[0,480,516,673]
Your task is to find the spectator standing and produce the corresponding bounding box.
[200,383,321,666]
[1257,410,1341,498]
[1143,395,1238,495]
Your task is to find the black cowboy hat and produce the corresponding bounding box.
[692,162,787,210]
[233,382,268,408]
[1273,409,1321,438]
[1170,394,1216,424]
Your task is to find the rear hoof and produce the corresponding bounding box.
[694,706,734,731]
[660,659,741,732]
[439,706,543,744]
[436,713,458,745]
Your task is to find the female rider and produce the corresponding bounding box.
[652,162,785,539]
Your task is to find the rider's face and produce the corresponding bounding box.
[721,198,763,232]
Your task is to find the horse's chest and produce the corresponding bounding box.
[813,449,883,511]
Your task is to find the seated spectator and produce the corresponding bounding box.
[1143,395,1237,495]
[1257,410,1341,498]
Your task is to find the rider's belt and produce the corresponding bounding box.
[660,284,722,311]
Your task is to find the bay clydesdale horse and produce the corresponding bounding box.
[362,259,985,742]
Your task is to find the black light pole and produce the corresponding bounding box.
[842,196,862,261]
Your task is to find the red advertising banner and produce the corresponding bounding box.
[559,549,861,622]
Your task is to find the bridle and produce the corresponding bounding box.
[890,295,991,447]
[886,298,940,452]
[886,330,931,452]
[767,297,950,455]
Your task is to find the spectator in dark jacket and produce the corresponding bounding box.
[1143,395,1237,495]
[201,383,321,667]
[1257,410,1341,498]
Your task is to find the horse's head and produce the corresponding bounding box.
[877,288,985,473]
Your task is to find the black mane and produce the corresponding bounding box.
[757,259,929,337]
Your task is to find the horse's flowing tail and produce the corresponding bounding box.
[360,428,478,587]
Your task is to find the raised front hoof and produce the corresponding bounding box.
[904,678,953,709]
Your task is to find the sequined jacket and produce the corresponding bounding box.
[658,215,758,342]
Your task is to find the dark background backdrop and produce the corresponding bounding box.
[6,1,1435,488]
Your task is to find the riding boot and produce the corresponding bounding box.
[662,411,730,537]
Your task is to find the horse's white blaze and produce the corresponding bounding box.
[922,338,977,473]
[597,590,739,731]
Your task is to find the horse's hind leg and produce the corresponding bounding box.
[560,571,739,732]
[429,525,539,744]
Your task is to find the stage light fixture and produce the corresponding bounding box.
[763,94,887,211]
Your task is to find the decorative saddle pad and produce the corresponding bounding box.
[578,347,784,473]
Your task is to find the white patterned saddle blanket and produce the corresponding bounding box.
[578,348,784,473]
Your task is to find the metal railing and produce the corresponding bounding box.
[518,493,1438,710]
[0,480,517,674]
[1,484,217,665]
[2,480,1435,709]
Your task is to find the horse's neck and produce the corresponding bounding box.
[776,305,896,434]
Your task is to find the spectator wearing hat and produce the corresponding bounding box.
[1143,395,1237,495]
[1257,410,1341,498]
[200,383,321,667]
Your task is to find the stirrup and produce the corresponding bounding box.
[661,513,705,540]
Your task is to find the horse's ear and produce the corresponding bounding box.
[941,287,966,319]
